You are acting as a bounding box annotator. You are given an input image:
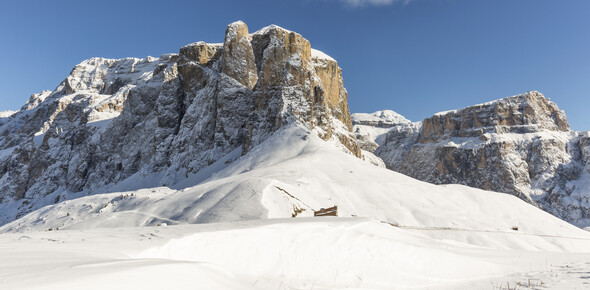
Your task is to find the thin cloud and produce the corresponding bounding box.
[340,0,411,7]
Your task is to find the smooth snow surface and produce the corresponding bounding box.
[3,124,590,289]
[2,219,590,290]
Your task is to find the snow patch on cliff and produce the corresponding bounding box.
[0,111,16,118]
[311,48,335,62]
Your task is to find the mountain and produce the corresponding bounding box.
[0,21,359,225]
[356,91,590,227]
[3,99,590,290]
[3,21,590,290]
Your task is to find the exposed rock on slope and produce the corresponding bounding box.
[0,21,359,225]
[357,92,590,227]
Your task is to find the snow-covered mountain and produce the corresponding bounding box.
[1,124,579,234]
[3,114,590,290]
[3,21,590,290]
[352,110,410,151]
[356,91,590,227]
[0,21,359,225]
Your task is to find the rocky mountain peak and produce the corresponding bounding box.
[21,90,52,111]
[421,91,570,143]
[179,41,222,66]
[0,21,360,225]
[222,21,258,90]
[244,22,358,155]
[360,92,590,227]
[350,110,413,166]
[352,110,411,128]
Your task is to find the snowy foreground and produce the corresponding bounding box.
[2,219,590,290]
[2,126,590,289]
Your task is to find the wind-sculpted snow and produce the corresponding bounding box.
[356,92,590,227]
[0,21,359,225]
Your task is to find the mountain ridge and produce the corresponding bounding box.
[355,91,590,227]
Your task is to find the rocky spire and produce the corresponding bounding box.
[221,21,258,90]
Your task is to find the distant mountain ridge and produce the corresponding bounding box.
[355,91,590,227]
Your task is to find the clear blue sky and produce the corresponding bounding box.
[1,0,588,130]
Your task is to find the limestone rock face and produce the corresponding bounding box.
[222,21,258,90]
[580,133,590,167]
[0,21,359,225]
[245,25,359,156]
[420,91,569,143]
[358,92,590,227]
[179,41,222,66]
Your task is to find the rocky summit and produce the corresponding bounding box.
[0,21,359,225]
[355,91,590,227]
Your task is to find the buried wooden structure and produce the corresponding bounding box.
[314,206,338,217]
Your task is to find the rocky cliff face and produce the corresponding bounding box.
[0,21,359,225]
[357,92,590,227]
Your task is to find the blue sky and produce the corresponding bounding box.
[1,0,588,130]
